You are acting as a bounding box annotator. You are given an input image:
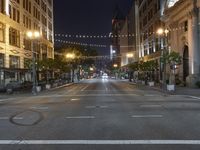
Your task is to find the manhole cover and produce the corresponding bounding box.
[10,110,44,126]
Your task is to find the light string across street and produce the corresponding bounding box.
[55,26,186,39]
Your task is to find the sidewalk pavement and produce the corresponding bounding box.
[127,80,200,97]
[0,82,74,100]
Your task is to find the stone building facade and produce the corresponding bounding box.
[0,0,54,87]
[163,0,200,87]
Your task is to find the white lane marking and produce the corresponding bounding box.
[188,96,200,100]
[66,116,95,119]
[29,94,141,98]
[0,117,23,120]
[13,117,23,120]
[71,98,80,101]
[81,85,89,91]
[31,106,49,110]
[1,140,200,145]
[85,106,109,109]
[85,106,96,109]
[0,117,9,120]
[140,105,162,108]
[132,115,163,118]
[100,106,109,108]
[144,94,155,97]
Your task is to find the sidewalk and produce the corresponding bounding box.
[125,80,200,97]
[0,82,74,99]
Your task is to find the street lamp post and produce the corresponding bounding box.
[66,53,75,82]
[157,28,169,92]
[26,31,40,95]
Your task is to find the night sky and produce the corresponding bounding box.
[54,0,133,55]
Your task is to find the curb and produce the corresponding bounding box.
[48,83,74,91]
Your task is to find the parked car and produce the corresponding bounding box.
[6,81,23,92]
[0,85,6,92]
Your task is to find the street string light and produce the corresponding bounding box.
[54,26,186,39]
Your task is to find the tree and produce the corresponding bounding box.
[163,51,182,85]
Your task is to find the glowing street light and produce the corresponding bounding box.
[66,53,75,59]
[126,53,134,58]
[66,53,76,82]
[157,28,169,35]
[113,64,118,68]
[90,67,94,71]
[26,30,41,95]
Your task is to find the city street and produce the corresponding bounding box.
[0,79,200,149]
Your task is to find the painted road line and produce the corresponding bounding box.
[0,117,9,120]
[132,115,163,118]
[13,117,23,120]
[100,106,109,108]
[66,116,95,119]
[85,106,109,109]
[31,106,49,110]
[140,105,162,108]
[144,94,155,97]
[0,117,23,120]
[1,140,200,145]
[71,98,80,101]
[85,106,96,109]
[81,85,89,91]
[188,96,200,100]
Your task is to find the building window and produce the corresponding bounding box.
[9,5,20,23]
[0,53,4,67]
[0,0,4,13]
[35,0,40,5]
[41,0,47,12]
[42,28,47,39]
[24,58,31,69]
[9,27,20,47]
[42,15,47,26]
[0,22,5,42]
[41,43,47,59]
[23,39,31,50]
[48,21,52,31]
[23,0,31,14]
[48,8,52,18]
[47,0,52,6]
[9,55,20,68]
[184,21,188,32]
[14,0,20,4]
[48,47,53,58]
[33,6,40,21]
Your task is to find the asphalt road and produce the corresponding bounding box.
[0,79,200,150]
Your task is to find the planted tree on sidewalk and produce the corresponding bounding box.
[164,51,182,85]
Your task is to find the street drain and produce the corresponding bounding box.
[10,110,44,126]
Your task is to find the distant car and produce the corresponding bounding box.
[102,73,108,79]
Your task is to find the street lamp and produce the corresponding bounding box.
[126,53,134,64]
[157,28,169,92]
[113,64,118,68]
[26,31,41,95]
[66,53,76,82]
